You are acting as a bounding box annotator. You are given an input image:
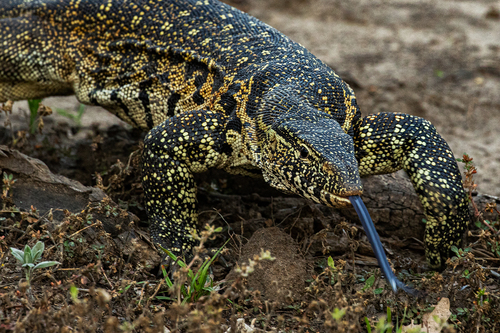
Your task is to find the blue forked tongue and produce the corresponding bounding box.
[349,195,422,296]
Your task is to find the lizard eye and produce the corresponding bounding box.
[300,146,310,159]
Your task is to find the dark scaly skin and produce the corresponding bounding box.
[0,0,469,268]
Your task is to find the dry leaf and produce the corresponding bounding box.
[403,297,451,333]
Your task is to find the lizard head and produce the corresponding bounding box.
[258,107,363,207]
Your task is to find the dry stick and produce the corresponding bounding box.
[470,248,500,261]
[100,266,114,289]
[137,282,148,309]
[147,279,164,308]
[68,221,102,238]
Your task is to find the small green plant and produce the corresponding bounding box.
[434,69,444,78]
[327,256,337,285]
[450,246,471,259]
[2,172,16,204]
[362,274,375,292]
[365,306,418,333]
[476,287,490,307]
[331,307,346,321]
[488,240,500,258]
[10,241,60,285]
[70,284,80,303]
[55,103,85,127]
[103,204,119,217]
[309,256,340,290]
[63,240,76,258]
[456,153,476,203]
[91,244,106,260]
[365,315,391,333]
[156,224,227,304]
[159,244,225,305]
[457,154,500,262]
[27,99,41,134]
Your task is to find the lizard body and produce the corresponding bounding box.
[0,0,469,268]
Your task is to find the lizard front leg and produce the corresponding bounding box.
[142,110,229,258]
[353,112,469,269]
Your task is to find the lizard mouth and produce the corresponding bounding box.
[298,185,361,208]
[280,175,362,208]
[321,189,356,207]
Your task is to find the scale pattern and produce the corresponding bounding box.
[0,0,469,268]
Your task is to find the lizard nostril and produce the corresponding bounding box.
[322,162,363,196]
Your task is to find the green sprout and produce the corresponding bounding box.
[27,99,41,134]
[159,243,226,305]
[55,103,86,127]
[10,241,60,286]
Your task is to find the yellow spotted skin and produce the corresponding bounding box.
[0,0,469,268]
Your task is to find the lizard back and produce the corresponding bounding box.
[0,0,359,133]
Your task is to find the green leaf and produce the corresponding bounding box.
[23,244,33,264]
[28,99,41,114]
[34,261,60,270]
[27,99,41,134]
[119,284,133,294]
[365,317,372,333]
[331,307,346,321]
[363,275,375,291]
[70,285,79,302]
[10,247,25,264]
[159,246,187,268]
[197,243,226,284]
[161,266,174,288]
[194,259,210,291]
[374,288,384,294]
[22,263,35,269]
[434,70,444,78]
[475,220,486,230]
[187,267,195,281]
[31,241,45,263]
[387,307,392,333]
[328,256,335,269]
[450,245,459,256]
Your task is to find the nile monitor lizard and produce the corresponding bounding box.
[0,0,469,269]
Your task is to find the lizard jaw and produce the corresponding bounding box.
[320,189,356,207]
[298,186,360,208]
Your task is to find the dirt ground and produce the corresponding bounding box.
[1,0,500,332]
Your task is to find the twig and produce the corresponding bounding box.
[68,222,101,238]
[137,281,148,309]
[100,266,114,289]
[147,280,164,308]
